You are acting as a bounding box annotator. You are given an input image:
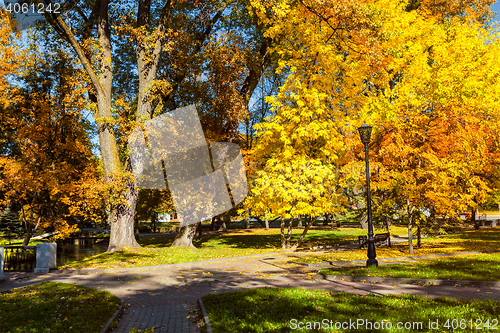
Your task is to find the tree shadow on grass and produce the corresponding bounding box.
[137,230,351,250]
[194,230,358,250]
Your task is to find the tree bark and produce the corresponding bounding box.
[280,216,286,249]
[291,216,319,249]
[22,221,32,246]
[408,219,413,254]
[285,217,293,248]
[472,205,479,229]
[297,214,303,228]
[245,208,250,229]
[217,213,228,232]
[195,222,202,240]
[385,216,391,247]
[360,212,368,229]
[171,222,199,248]
[417,223,421,248]
[264,211,269,231]
[210,216,216,231]
[108,176,140,251]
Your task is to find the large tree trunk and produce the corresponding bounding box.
[171,222,199,248]
[264,211,269,231]
[108,177,141,252]
[297,214,303,228]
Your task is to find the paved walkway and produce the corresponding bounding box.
[1,247,500,332]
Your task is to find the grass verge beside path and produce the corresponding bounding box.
[318,252,500,281]
[0,281,121,333]
[202,288,500,333]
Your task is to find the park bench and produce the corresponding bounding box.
[358,232,391,249]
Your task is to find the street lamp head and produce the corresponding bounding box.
[358,122,372,145]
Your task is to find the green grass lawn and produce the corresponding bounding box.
[202,288,500,332]
[58,226,407,269]
[0,239,45,246]
[0,282,121,333]
[318,252,500,281]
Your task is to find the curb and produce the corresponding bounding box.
[290,250,500,267]
[313,274,500,287]
[101,304,124,333]
[198,298,213,333]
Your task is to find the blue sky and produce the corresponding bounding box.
[492,2,500,23]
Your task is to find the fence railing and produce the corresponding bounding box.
[3,246,37,271]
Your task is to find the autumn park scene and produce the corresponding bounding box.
[2,0,500,332]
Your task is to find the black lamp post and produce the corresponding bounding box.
[358,122,378,267]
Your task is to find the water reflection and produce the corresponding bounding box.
[57,242,108,266]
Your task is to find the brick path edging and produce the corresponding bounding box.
[198,299,213,333]
[313,274,500,288]
[101,304,124,333]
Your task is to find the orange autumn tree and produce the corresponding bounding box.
[0,31,103,244]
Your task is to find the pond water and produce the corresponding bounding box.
[56,242,108,266]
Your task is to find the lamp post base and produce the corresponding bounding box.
[366,259,378,267]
